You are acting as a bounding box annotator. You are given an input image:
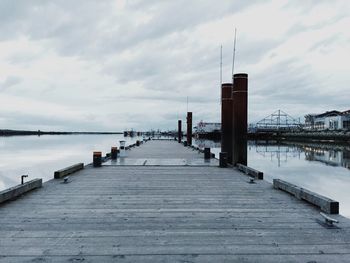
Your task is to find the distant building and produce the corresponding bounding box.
[304,110,350,130]
[194,121,221,134]
[194,121,221,139]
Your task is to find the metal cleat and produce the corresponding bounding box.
[320,212,339,226]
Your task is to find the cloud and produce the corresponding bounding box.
[0,0,349,130]
[0,76,22,90]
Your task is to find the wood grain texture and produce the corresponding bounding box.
[0,140,349,262]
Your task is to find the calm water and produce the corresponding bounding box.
[194,139,350,218]
[0,134,141,191]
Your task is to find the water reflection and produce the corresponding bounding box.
[250,141,302,167]
[249,140,350,169]
[303,144,350,169]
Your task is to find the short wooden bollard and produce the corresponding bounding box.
[219,152,227,167]
[93,152,102,167]
[237,163,263,180]
[54,163,84,179]
[111,147,118,160]
[204,148,211,159]
[136,140,140,146]
[273,179,339,214]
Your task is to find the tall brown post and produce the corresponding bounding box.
[221,83,233,164]
[187,112,192,146]
[178,120,182,143]
[232,73,248,166]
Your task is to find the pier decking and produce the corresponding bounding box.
[1,140,350,262]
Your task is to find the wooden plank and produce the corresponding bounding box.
[0,140,350,261]
[0,179,42,204]
[273,179,339,214]
[54,163,84,179]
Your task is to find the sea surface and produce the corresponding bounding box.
[195,138,350,218]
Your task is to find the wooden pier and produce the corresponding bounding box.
[1,140,350,262]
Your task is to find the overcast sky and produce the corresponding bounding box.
[0,0,349,131]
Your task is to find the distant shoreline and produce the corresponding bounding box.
[0,129,122,136]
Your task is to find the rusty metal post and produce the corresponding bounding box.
[187,112,192,146]
[232,73,248,166]
[204,148,211,159]
[93,152,102,167]
[219,152,228,167]
[221,83,233,164]
[111,147,118,160]
[178,120,182,143]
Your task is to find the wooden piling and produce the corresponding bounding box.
[93,152,102,167]
[221,83,233,164]
[178,120,182,143]
[111,147,118,160]
[232,73,248,166]
[219,152,228,167]
[187,112,192,146]
[204,148,211,159]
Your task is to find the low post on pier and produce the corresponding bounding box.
[111,147,118,160]
[204,148,211,159]
[178,120,182,143]
[54,163,84,179]
[187,112,192,146]
[93,152,102,167]
[119,140,126,157]
[221,83,233,164]
[219,152,227,167]
[232,73,248,166]
[136,140,140,146]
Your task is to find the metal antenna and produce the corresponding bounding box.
[232,28,237,77]
[186,96,189,112]
[220,45,223,105]
[220,45,223,85]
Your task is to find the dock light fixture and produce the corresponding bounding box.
[119,140,126,157]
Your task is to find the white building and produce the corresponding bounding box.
[304,110,350,130]
[194,121,221,134]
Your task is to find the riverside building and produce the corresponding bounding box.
[304,110,350,130]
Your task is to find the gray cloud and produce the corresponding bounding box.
[0,76,22,91]
[0,0,349,131]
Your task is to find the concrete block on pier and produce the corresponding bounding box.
[0,179,42,204]
[54,163,84,179]
[237,163,263,180]
[273,179,339,214]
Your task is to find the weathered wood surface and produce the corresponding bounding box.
[0,140,350,262]
[104,140,219,166]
